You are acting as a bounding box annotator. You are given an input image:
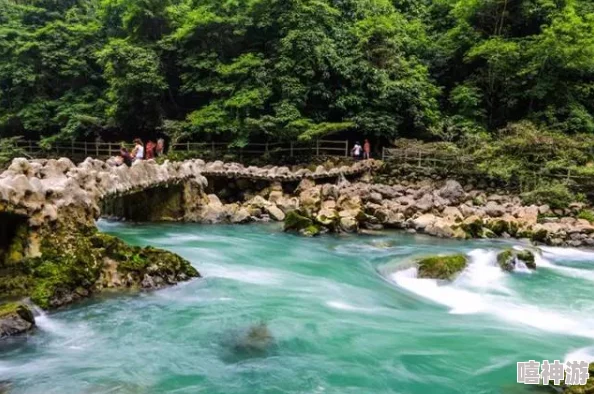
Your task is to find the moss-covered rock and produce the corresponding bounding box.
[0,302,35,338]
[0,220,200,310]
[531,229,549,243]
[497,249,536,272]
[460,217,483,238]
[417,254,468,280]
[283,210,321,237]
[516,250,536,269]
[497,249,515,272]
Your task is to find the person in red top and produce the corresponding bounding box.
[145,140,156,159]
[363,139,371,159]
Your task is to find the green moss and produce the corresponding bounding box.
[531,229,548,243]
[4,222,29,266]
[460,219,483,238]
[497,249,515,272]
[0,302,34,324]
[417,254,468,280]
[0,302,21,318]
[487,220,509,236]
[284,211,313,231]
[516,250,536,269]
[302,224,321,237]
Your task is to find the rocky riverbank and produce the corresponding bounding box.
[186,171,594,247]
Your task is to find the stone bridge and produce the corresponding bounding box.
[0,157,378,252]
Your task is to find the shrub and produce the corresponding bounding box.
[578,210,594,223]
[520,182,576,209]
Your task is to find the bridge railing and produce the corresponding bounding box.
[15,139,351,161]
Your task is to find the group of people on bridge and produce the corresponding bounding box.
[116,138,165,167]
[351,139,371,160]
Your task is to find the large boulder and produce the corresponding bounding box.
[0,303,35,338]
[414,193,434,213]
[438,180,465,204]
[416,254,468,280]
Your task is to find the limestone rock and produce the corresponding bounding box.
[265,205,286,221]
[0,303,35,338]
[412,214,437,231]
[439,180,465,204]
[339,216,358,233]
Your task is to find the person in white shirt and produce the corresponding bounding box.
[351,141,362,160]
[131,138,144,161]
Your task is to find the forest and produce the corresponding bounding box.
[1,0,594,148]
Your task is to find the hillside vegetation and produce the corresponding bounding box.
[1,0,593,147]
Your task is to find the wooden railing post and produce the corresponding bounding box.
[84,141,88,156]
[187,141,190,152]
[344,140,348,157]
[290,141,294,157]
[108,143,112,157]
[95,142,99,157]
[211,141,215,157]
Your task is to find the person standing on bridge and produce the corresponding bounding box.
[363,139,371,160]
[156,138,165,157]
[145,140,156,160]
[131,138,144,161]
[116,146,132,167]
[351,141,362,160]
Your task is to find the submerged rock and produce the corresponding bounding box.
[416,254,468,280]
[0,302,35,338]
[234,322,274,353]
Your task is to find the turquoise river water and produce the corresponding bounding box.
[1,221,594,393]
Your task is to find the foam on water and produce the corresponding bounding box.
[565,346,594,363]
[389,249,594,338]
[541,246,594,262]
[535,254,594,283]
[457,249,512,294]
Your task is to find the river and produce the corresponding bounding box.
[1,221,593,393]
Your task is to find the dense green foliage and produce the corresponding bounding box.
[1,0,594,146]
